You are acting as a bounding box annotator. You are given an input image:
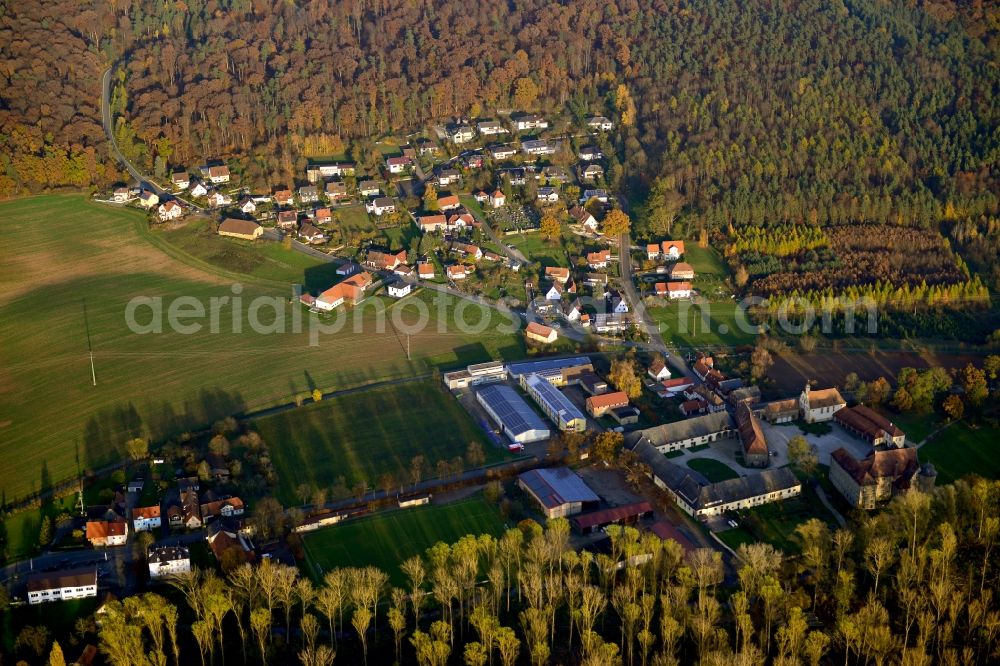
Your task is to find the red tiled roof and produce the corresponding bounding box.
[526,321,556,338]
[86,520,126,540]
[586,391,629,411]
[133,506,160,520]
[572,501,653,530]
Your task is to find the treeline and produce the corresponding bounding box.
[14,477,1000,665]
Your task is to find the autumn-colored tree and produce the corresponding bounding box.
[750,345,773,380]
[540,214,561,241]
[960,363,988,406]
[868,377,891,405]
[735,264,749,288]
[513,78,539,110]
[126,437,149,461]
[942,393,964,420]
[602,208,631,237]
[423,183,439,212]
[892,386,914,412]
[787,435,817,475]
[312,388,323,403]
[608,357,642,398]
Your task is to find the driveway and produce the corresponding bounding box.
[758,420,870,465]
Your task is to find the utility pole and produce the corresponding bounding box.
[407,334,411,361]
[83,299,96,386]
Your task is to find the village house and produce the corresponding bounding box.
[581,188,609,203]
[661,377,695,395]
[728,385,762,408]
[448,212,475,229]
[578,146,603,161]
[366,197,396,216]
[582,164,604,182]
[316,272,373,310]
[609,291,629,314]
[545,266,570,284]
[587,116,614,131]
[537,187,559,203]
[658,281,692,299]
[273,188,293,206]
[522,139,555,156]
[680,399,708,417]
[686,384,726,412]
[418,141,440,155]
[207,521,254,566]
[386,156,412,174]
[593,313,629,333]
[200,497,245,523]
[178,489,202,529]
[543,166,571,182]
[437,194,461,210]
[562,298,582,321]
[834,405,907,447]
[313,207,332,224]
[447,264,469,280]
[325,181,348,201]
[394,263,414,278]
[190,182,209,197]
[86,519,128,547]
[27,568,98,605]
[670,262,695,280]
[830,447,936,509]
[206,165,230,183]
[171,171,190,189]
[692,356,715,381]
[358,181,381,197]
[648,358,671,381]
[464,153,485,169]
[569,207,599,233]
[366,248,407,270]
[526,321,559,344]
[474,190,490,204]
[276,210,298,229]
[646,244,661,260]
[298,185,319,203]
[306,162,355,182]
[448,124,476,144]
[437,169,462,187]
[157,200,182,221]
[207,191,232,207]
[417,262,436,280]
[452,242,482,260]
[504,168,527,186]
[148,546,191,580]
[217,218,262,241]
[418,214,448,232]
[132,505,161,532]
[544,282,564,301]
[139,190,159,208]
[799,384,847,423]
[238,198,257,215]
[587,249,611,269]
[478,120,507,136]
[490,145,518,160]
[662,240,685,259]
[586,391,629,418]
[388,281,413,298]
[298,222,326,244]
[513,113,549,131]
[112,186,130,203]
[490,189,506,208]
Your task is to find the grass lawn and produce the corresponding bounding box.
[256,379,512,504]
[154,218,342,291]
[509,232,569,267]
[336,204,375,236]
[919,420,1000,484]
[459,194,487,221]
[718,484,839,553]
[302,496,507,584]
[0,195,522,504]
[648,301,760,350]
[686,458,740,482]
[684,245,728,276]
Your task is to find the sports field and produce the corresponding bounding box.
[0,195,524,502]
[255,380,511,504]
[301,496,507,584]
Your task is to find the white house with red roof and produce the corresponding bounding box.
[490,189,506,208]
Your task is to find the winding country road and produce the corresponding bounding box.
[101,66,206,213]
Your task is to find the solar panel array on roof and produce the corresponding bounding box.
[477,384,551,443]
[507,356,592,378]
[519,468,600,509]
[524,374,587,423]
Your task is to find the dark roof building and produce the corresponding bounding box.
[518,468,600,518]
[476,384,551,444]
[829,447,935,509]
[571,501,654,534]
[625,412,734,453]
[834,405,906,447]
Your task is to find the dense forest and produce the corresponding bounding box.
[11,478,1000,665]
[2,1,998,237]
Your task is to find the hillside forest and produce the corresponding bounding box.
[1,1,997,234]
